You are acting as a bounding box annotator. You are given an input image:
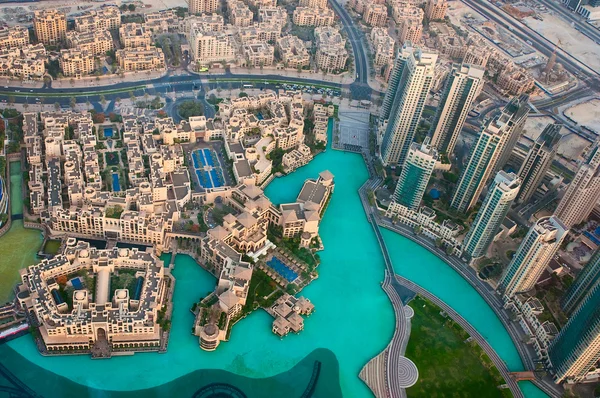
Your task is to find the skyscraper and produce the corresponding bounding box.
[393,137,438,210]
[555,141,600,228]
[562,248,600,314]
[548,280,600,383]
[429,63,485,157]
[498,215,568,298]
[516,122,562,204]
[492,94,530,176]
[33,9,67,46]
[450,97,529,213]
[380,49,406,122]
[380,43,437,167]
[463,171,520,258]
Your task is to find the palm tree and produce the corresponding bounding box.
[69,97,76,109]
[54,102,60,111]
[99,94,106,107]
[129,91,135,102]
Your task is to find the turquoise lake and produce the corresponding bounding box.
[5,129,547,397]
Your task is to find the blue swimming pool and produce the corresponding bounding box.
[104,127,113,138]
[256,112,264,120]
[203,149,214,167]
[267,257,298,282]
[111,173,120,192]
[71,277,83,290]
[196,170,212,189]
[209,169,221,188]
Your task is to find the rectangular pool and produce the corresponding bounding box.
[267,257,298,282]
[104,127,113,138]
[111,173,121,192]
[203,149,214,167]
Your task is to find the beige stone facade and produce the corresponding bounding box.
[144,10,178,34]
[243,43,275,67]
[364,4,388,27]
[188,28,237,64]
[0,44,46,80]
[425,0,448,21]
[74,6,121,32]
[59,49,95,77]
[299,0,328,9]
[227,0,254,27]
[189,0,220,14]
[116,46,166,72]
[371,28,395,68]
[277,35,311,69]
[394,6,423,43]
[34,9,67,45]
[0,25,29,50]
[315,27,348,73]
[66,30,114,56]
[497,68,535,95]
[120,23,153,49]
[293,7,335,27]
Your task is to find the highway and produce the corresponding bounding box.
[462,0,599,79]
[329,0,373,100]
[539,0,600,45]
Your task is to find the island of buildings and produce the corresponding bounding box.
[10,89,335,356]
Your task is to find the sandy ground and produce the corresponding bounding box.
[564,98,600,133]
[521,115,590,161]
[523,13,600,73]
[445,1,486,26]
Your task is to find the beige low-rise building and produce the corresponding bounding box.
[277,36,311,69]
[144,9,178,34]
[364,4,388,27]
[34,9,67,46]
[59,48,95,78]
[315,27,348,73]
[299,0,328,9]
[0,44,46,80]
[258,7,288,29]
[283,144,313,173]
[74,6,121,32]
[189,0,221,14]
[394,6,423,43]
[116,46,166,72]
[370,28,395,69]
[16,240,170,356]
[425,0,448,21]
[227,0,254,27]
[243,43,275,67]
[188,27,237,64]
[120,23,153,49]
[0,25,29,50]
[497,68,535,95]
[293,7,335,27]
[237,24,281,45]
[66,30,114,56]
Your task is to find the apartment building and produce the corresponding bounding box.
[315,27,348,73]
[59,48,95,78]
[393,6,423,43]
[258,7,288,29]
[277,36,311,69]
[393,138,438,211]
[364,4,388,27]
[119,23,153,49]
[425,0,448,20]
[188,28,237,63]
[189,0,220,14]
[33,9,67,45]
[370,28,395,73]
[74,6,121,32]
[116,46,166,72]
[293,7,335,27]
[144,10,178,34]
[227,0,254,27]
[498,68,536,95]
[243,43,275,67]
[66,30,114,56]
[0,44,46,80]
[0,25,29,50]
[299,0,329,8]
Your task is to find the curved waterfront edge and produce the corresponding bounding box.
[0,344,343,398]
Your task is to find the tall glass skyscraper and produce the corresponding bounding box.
[562,248,600,314]
[549,280,600,383]
[498,215,568,298]
[429,63,484,158]
[463,171,520,258]
[393,138,438,211]
[380,42,437,167]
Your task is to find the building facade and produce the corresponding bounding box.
[393,138,438,211]
[463,171,520,258]
[380,43,437,167]
[429,63,485,157]
[555,141,600,228]
[34,9,67,46]
[498,216,568,298]
[425,0,448,20]
[562,248,600,314]
[189,0,221,14]
[516,122,561,204]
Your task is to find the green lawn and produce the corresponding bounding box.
[105,151,120,166]
[406,296,512,398]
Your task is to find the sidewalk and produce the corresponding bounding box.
[50,69,169,89]
[193,65,356,85]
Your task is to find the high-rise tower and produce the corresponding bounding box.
[463,171,520,258]
[498,215,568,298]
[516,122,562,204]
[548,280,600,383]
[380,42,437,167]
[562,248,600,314]
[555,141,600,228]
[450,96,529,213]
[393,138,438,210]
[429,63,485,157]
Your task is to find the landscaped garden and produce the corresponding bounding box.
[405,296,512,398]
[105,152,120,166]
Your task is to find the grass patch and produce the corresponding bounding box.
[43,239,62,255]
[406,296,511,398]
[105,152,120,166]
[207,78,340,90]
[0,85,146,98]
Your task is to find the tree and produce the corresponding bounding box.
[54,102,60,111]
[446,246,454,256]
[128,4,136,11]
[69,97,77,109]
[99,94,106,106]
[7,96,14,105]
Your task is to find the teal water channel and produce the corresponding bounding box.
[3,125,546,397]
